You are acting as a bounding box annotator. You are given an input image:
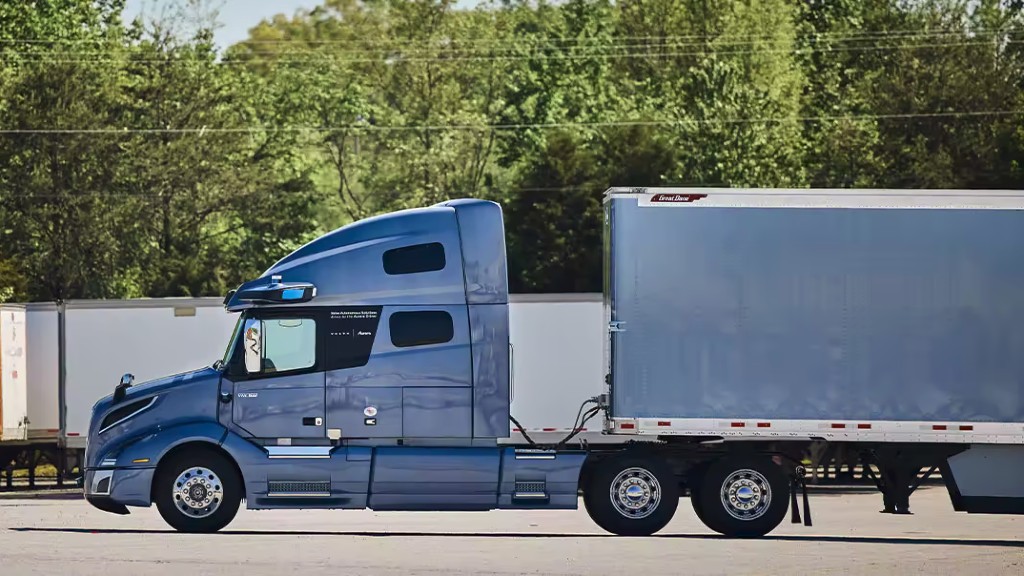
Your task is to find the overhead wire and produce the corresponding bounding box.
[0,27,1019,46]
[3,29,1020,58]
[2,38,1020,65]
[0,110,1018,135]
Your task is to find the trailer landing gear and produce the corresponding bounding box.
[861,445,953,515]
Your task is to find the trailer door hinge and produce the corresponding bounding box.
[608,321,627,333]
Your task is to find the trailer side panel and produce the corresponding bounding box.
[607,193,1024,426]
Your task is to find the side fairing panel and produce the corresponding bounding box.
[368,447,500,510]
[469,304,510,438]
[442,199,510,305]
[220,432,372,509]
[498,449,586,509]
[608,198,1024,422]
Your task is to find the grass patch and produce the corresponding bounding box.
[11,464,58,478]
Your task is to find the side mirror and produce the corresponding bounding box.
[113,373,134,403]
[243,318,262,374]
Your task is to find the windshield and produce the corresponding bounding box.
[218,314,244,367]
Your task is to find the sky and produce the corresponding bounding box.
[123,0,483,50]
[123,0,323,48]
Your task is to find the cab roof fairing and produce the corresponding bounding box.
[222,198,509,311]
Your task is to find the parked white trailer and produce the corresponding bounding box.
[0,305,28,442]
[25,303,59,441]
[61,299,241,449]
[3,294,620,484]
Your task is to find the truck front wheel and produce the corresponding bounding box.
[584,454,679,536]
[694,455,789,538]
[154,448,242,533]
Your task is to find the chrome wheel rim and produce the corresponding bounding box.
[172,466,224,519]
[720,469,771,521]
[610,467,661,519]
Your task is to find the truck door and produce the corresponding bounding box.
[222,309,326,441]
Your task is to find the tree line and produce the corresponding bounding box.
[1,0,1022,302]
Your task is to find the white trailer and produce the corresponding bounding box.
[3,294,623,485]
[61,298,241,449]
[0,305,28,442]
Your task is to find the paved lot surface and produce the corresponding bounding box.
[1,486,1021,575]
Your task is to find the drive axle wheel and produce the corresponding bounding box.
[584,455,678,536]
[695,455,789,538]
[154,448,241,533]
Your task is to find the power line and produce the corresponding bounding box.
[4,29,1018,57]
[0,110,1017,135]
[3,38,1019,66]
[1,27,1018,46]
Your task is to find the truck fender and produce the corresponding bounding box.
[103,421,228,507]
[117,421,230,470]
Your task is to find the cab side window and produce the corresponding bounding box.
[242,316,317,374]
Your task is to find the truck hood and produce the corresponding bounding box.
[91,365,220,413]
[86,365,223,469]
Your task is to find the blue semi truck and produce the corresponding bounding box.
[81,188,1024,537]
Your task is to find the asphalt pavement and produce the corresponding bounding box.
[1,486,1021,575]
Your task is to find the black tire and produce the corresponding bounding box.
[689,480,709,525]
[154,448,242,533]
[696,455,789,538]
[583,454,679,536]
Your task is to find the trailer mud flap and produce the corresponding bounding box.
[943,444,1024,514]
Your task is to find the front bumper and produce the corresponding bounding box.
[82,466,156,513]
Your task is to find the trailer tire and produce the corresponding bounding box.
[689,481,709,525]
[695,455,789,538]
[584,454,678,536]
[154,448,241,533]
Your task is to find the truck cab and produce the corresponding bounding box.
[81,198,587,532]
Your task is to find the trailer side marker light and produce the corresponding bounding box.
[657,421,671,427]
[132,458,150,464]
[831,423,846,429]
[757,422,770,428]
[933,425,947,431]
[542,428,557,432]
[730,422,745,428]
[857,423,872,429]
[68,433,80,436]
[960,425,974,431]
[620,423,635,430]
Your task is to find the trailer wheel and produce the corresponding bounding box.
[695,455,789,538]
[154,448,241,533]
[584,455,679,536]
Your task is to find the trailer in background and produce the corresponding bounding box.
[0,303,62,488]
[1,294,624,487]
[1,305,28,442]
[61,298,241,451]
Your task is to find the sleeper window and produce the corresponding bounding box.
[389,311,454,347]
[383,243,446,275]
